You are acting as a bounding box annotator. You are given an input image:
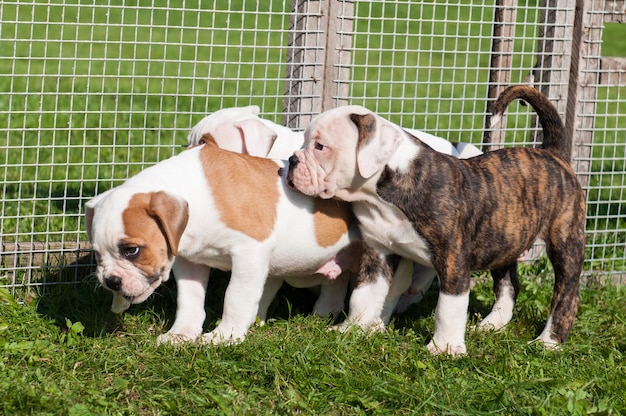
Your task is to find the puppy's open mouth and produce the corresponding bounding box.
[112,276,162,305]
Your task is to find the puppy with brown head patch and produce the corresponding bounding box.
[287,85,586,355]
[86,139,364,345]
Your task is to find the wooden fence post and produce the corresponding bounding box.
[283,0,354,130]
[524,0,575,149]
[567,0,604,188]
[483,0,517,151]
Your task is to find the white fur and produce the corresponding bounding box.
[187,106,304,159]
[426,292,470,356]
[334,269,390,333]
[533,315,560,349]
[479,278,516,331]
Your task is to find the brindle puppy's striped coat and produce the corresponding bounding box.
[287,85,586,355]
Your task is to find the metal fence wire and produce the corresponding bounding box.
[1,0,625,294]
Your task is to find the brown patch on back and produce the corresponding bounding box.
[313,199,353,247]
[199,139,280,241]
[122,193,171,277]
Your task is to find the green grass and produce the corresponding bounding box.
[1,271,625,415]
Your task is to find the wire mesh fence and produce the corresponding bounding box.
[1,0,624,295]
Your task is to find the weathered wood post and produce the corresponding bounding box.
[483,0,518,151]
[283,0,355,130]
[531,0,575,147]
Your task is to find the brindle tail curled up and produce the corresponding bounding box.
[486,85,571,163]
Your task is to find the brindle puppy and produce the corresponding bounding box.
[287,85,586,355]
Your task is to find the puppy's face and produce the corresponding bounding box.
[85,188,189,306]
[287,105,402,200]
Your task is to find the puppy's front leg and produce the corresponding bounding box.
[426,263,471,356]
[202,249,271,345]
[335,248,393,332]
[157,257,210,345]
[426,291,470,356]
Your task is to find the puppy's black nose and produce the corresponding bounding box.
[288,155,299,167]
[104,275,122,292]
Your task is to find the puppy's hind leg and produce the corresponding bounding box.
[314,271,350,319]
[478,263,519,331]
[534,240,583,347]
[256,277,284,325]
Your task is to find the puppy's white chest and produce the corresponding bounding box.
[353,201,432,266]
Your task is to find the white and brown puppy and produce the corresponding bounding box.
[187,107,483,314]
[86,138,362,345]
[287,85,586,355]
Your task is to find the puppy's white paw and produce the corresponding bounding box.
[531,332,561,350]
[476,313,509,332]
[200,328,245,345]
[426,339,467,356]
[332,319,385,334]
[156,333,195,346]
[331,321,353,333]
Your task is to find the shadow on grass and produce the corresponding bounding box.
[35,253,325,339]
[34,252,508,343]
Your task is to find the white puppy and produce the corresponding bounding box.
[187,105,303,158]
[86,140,363,344]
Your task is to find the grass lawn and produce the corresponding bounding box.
[1,270,625,414]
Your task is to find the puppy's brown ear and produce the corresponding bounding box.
[351,113,401,178]
[148,191,189,256]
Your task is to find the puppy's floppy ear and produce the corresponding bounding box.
[85,189,114,242]
[148,191,189,256]
[234,118,278,157]
[239,104,261,115]
[351,113,402,178]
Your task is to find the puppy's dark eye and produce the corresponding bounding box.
[315,142,325,151]
[120,245,141,260]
